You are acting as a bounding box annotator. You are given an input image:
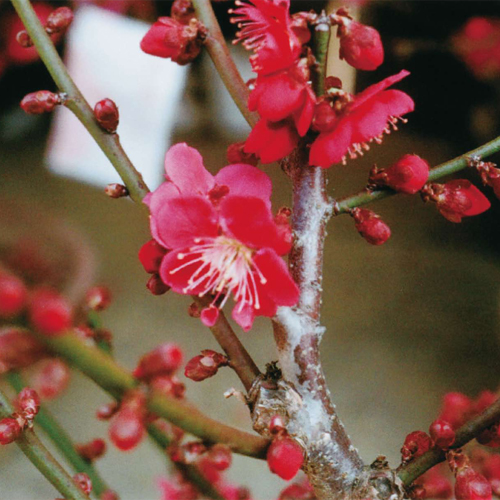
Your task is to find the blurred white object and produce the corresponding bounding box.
[46,5,187,190]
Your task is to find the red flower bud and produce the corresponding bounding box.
[32,359,70,400]
[85,286,112,311]
[0,418,22,445]
[76,438,107,462]
[133,343,183,381]
[370,154,430,194]
[146,274,171,295]
[337,19,384,71]
[171,0,195,25]
[438,392,473,429]
[184,350,228,381]
[421,180,491,223]
[429,419,455,450]
[74,473,92,495]
[226,141,259,166]
[16,30,33,48]
[94,99,119,133]
[312,100,337,133]
[29,288,73,336]
[455,466,492,500]
[0,273,27,318]
[105,183,129,198]
[96,402,119,421]
[0,328,47,372]
[140,17,205,65]
[16,388,40,421]
[139,239,168,274]
[20,91,61,114]
[267,436,304,480]
[45,7,74,34]
[150,375,186,399]
[206,444,232,471]
[101,490,120,500]
[351,208,391,246]
[108,393,146,451]
[401,431,432,462]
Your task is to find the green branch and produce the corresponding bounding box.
[5,371,111,497]
[0,387,90,500]
[35,331,269,459]
[334,134,500,214]
[10,0,150,207]
[192,0,258,127]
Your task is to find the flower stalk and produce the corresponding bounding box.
[0,387,90,500]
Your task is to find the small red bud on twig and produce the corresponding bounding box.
[76,438,107,462]
[146,274,170,295]
[29,288,73,336]
[105,183,129,198]
[134,343,183,381]
[184,350,229,381]
[350,208,391,246]
[94,99,119,133]
[16,388,40,422]
[429,419,456,450]
[73,473,92,495]
[20,91,62,114]
[401,431,433,463]
[45,7,74,35]
[267,436,304,480]
[0,418,23,445]
[32,359,70,400]
[85,286,112,312]
[16,30,33,48]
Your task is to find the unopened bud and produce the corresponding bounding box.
[0,418,22,445]
[267,436,304,480]
[29,288,73,336]
[184,350,228,381]
[45,7,74,34]
[94,98,119,133]
[429,419,455,450]
[227,141,259,166]
[455,466,492,500]
[105,183,129,198]
[351,208,391,246]
[85,286,112,311]
[16,388,40,421]
[146,274,170,295]
[0,273,27,318]
[20,91,61,114]
[32,358,70,400]
[171,0,195,25]
[133,343,183,381]
[96,402,119,421]
[109,393,146,452]
[16,30,33,48]
[76,438,107,462]
[73,473,92,495]
[401,431,432,463]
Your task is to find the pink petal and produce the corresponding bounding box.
[245,119,299,164]
[293,88,315,137]
[160,248,212,295]
[253,248,299,306]
[215,163,272,206]
[145,182,180,243]
[154,195,218,249]
[164,143,215,196]
[231,303,255,332]
[219,196,291,255]
[309,120,354,168]
[201,307,219,327]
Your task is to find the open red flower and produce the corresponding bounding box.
[309,70,414,168]
[230,0,301,75]
[145,143,299,331]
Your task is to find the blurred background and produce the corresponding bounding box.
[0,1,499,499]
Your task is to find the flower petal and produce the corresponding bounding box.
[231,303,256,332]
[145,182,181,243]
[215,163,272,206]
[154,195,218,249]
[220,196,291,255]
[293,88,315,137]
[252,248,299,306]
[309,119,354,167]
[164,143,215,195]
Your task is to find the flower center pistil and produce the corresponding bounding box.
[169,236,267,311]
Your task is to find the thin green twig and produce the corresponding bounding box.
[0,387,90,500]
[4,371,110,497]
[10,0,150,207]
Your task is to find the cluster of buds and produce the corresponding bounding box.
[266,415,304,480]
[349,208,391,246]
[16,6,73,49]
[0,388,40,446]
[138,239,170,295]
[140,0,206,65]
[184,349,229,382]
[470,157,500,200]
